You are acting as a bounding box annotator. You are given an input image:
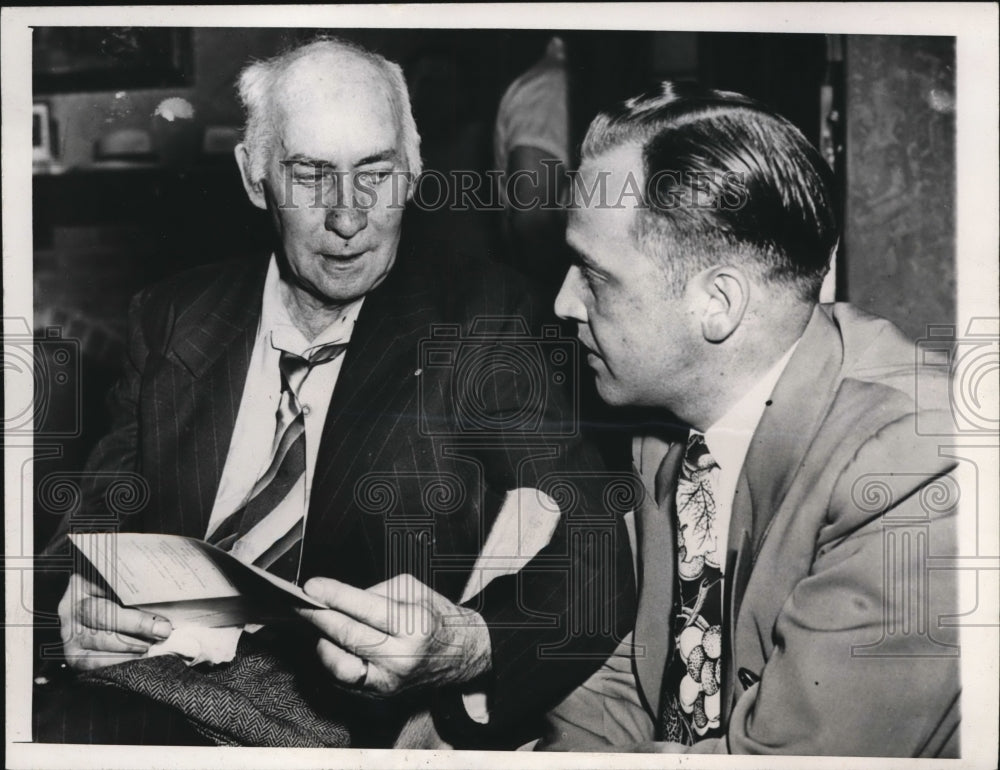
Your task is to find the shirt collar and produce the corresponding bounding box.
[259,255,365,357]
[702,339,801,476]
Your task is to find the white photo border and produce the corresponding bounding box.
[4,4,998,769]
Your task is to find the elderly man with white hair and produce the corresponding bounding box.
[35,37,634,749]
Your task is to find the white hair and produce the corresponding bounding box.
[237,36,423,184]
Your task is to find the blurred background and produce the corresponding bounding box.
[30,27,956,552]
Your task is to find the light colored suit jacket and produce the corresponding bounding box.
[543,303,960,756]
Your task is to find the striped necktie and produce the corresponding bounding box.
[209,342,347,582]
[656,432,725,744]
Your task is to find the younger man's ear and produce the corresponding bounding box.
[234,143,267,211]
[697,265,751,343]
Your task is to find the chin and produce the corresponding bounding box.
[594,377,630,407]
[596,376,659,410]
[310,266,375,297]
[316,285,367,306]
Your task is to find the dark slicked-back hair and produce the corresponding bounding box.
[582,82,839,301]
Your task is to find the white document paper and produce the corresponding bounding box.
[68,532,324,627]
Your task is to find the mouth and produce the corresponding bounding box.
[320,251,366,265]
[578,339,603,368]
[577,332,597,356]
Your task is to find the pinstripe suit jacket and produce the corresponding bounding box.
[59,241,636,746]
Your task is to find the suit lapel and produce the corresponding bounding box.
[324,275,435,430]
[738,305,845,560]
[165,261,266,536]
[170,263,265,380]
[724,520,752,714]
[304,249,438,560]
[632,439,684,717]
[724,306,846,710]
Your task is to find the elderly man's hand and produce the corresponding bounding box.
[297,574,492,696]
[58,573,173,671]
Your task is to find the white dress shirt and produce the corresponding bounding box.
[633,341,799,574]
[698,340,800,572]
[205,256,364,551]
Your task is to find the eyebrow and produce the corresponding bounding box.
[355,149,399,166]
[567,244,600,270]
[567,241,611,281]
[283,154,326,166]
[566,239,591,266]
[282,149,400,168]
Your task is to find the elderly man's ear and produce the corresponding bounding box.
[234,143,268,211]
[695,265,751,343]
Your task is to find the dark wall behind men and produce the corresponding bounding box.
[843,35,955,341]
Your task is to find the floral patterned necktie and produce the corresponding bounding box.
[656,432,725,744]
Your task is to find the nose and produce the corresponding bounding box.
[324,172,369,239]
[325,205,368,240]
[554,265,589,323]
